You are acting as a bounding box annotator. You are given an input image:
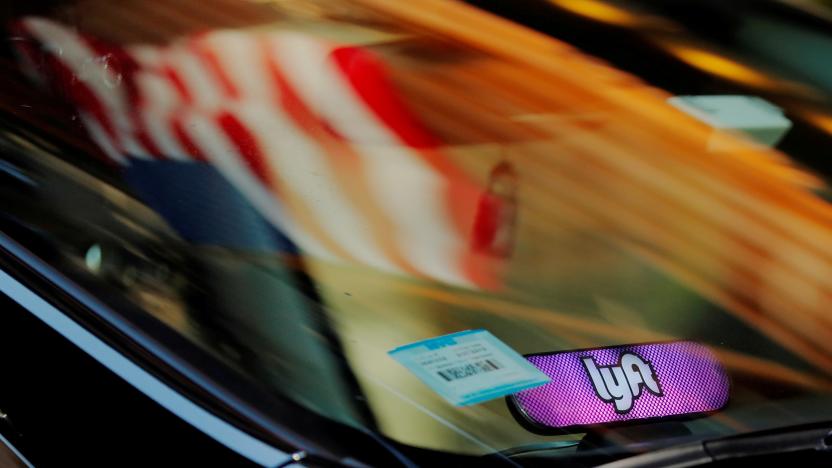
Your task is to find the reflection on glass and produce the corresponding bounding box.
[2,0,832,460]
[12,16,502,290]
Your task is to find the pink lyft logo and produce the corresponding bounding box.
[581,352,663,414]
[510,342,730,430]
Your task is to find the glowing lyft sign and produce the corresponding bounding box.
[581,352,662,413]
[510,341,730,431]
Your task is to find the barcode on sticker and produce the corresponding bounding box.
[437,359,502,381]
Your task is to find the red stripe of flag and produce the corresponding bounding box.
[190,38,239,99]
[171,112,208,162]
[163,65,193,103]
[216,110,274,188]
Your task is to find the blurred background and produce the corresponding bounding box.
[2,0,832,457]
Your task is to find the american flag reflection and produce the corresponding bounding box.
[12,16,502,289]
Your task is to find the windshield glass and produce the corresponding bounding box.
[2,0,832,463]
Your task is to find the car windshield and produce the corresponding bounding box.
[2,0,832,464]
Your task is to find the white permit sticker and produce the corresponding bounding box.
[388,329,550,406]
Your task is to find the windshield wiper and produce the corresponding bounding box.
[599,423,832,467]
